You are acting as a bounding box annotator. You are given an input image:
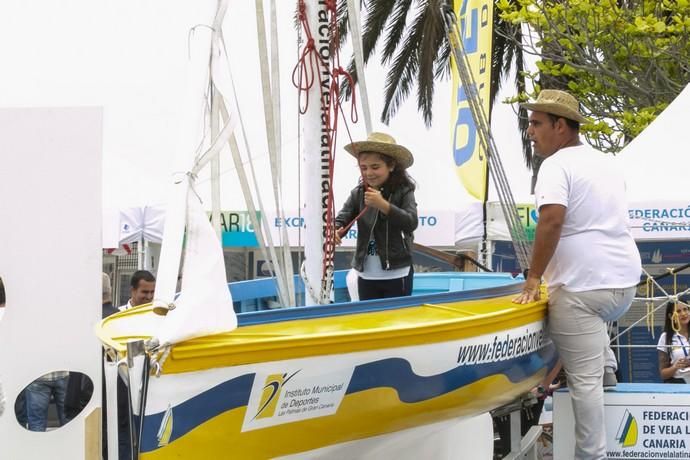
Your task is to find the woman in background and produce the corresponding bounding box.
[657,301,690,383]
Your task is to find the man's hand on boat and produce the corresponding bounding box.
[513,276,542,304]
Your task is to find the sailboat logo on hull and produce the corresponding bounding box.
[616,409,638,447]
[157,405,174,447]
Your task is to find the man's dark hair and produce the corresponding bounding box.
[0,277,5,305]
[547,113,580,131]
[131,270,155,289]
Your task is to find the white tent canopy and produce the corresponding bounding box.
[618,83,690,241]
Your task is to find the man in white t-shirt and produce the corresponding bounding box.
[513,89,642,460]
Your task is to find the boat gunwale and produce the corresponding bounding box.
[161,295,548,373]
[97,276,545,373]
[236,278,524,327]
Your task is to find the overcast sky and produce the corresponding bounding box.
[0,0,534,214]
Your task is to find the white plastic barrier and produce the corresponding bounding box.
[0,107,102,459]
[554,383,690,459]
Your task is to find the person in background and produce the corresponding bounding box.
[334,132,418,301]
[119,270,155,311]
[513,89,642,460]
[102,272,118,319]
[25,371,70,431]
[657,301,690,383]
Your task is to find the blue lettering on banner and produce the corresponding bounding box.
[629,205,690,233]
[452,1,480,168]
[453,100,476,167]
[274,217,306,228]
[345,216,439,239]
[217,213,443,246]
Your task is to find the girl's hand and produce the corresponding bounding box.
[364,189,387,211]
[334,228,343,245]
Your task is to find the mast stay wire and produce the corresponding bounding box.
[440,6,532,272]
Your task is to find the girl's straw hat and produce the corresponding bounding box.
[344,132,414,169]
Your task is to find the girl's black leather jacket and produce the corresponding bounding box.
[335,183,418,272]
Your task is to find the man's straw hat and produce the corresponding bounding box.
[521,89,588,124]
[344,132,414,169]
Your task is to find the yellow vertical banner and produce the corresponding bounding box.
[451,0,494,201]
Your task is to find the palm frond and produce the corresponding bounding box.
[336,0,351,46]
[416,0,446,126]
[513,27,533,170]
[361,0,397,62]
[380,5,428,124]
[380,0,414,65]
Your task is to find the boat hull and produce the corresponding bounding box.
[97,273,555,458]
[138,321,555,458]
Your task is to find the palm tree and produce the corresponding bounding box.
[336,0,534,169]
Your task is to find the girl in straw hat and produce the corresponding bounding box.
[335,132,418,300]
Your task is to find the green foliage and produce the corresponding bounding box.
[498,0,690,153]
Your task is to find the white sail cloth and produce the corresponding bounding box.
[153,1,237,346]
[156,190,237,345]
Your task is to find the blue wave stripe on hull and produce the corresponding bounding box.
[140,373,255,452]
[140,344,557,452]
[346,345,558,402]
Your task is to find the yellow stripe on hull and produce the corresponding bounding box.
[141,371,545,459]
[99,292,547,375]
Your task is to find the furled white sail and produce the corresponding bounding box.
[156,188,237,345]
[153,0,237,346]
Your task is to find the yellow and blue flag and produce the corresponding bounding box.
[451,0,494,201]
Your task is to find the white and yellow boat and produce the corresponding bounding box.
[97,271,554,459]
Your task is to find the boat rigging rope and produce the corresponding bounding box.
[255,0,296,305]
[200,24,295,307]
[293,0,359,303]
[631,263,690,335]
[150,345,172,378]
[440,7,532,272]
[345,0,372,133]
[610,266,690,344]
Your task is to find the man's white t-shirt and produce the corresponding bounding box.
[535,144,641,292]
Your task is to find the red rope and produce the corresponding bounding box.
[291,1,319,114]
